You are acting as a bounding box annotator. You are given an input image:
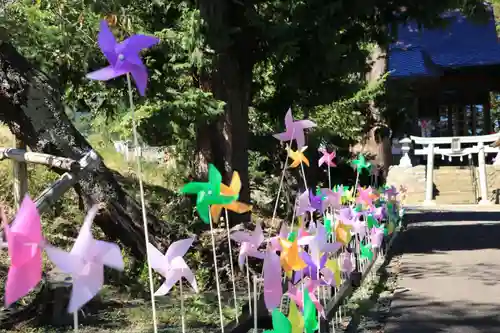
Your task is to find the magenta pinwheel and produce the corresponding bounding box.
[273,108,316,149]
[318,148,336,167]
[86,20,160,96]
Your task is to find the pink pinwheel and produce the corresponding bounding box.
[269,224,289,251]
[296,190,316,216]
[318,148,336,167]
[263,249,283,310]
[147,238,198,295]
[357,186,374,206]
[370,227,384,249]
[86,20,160,96]
[230,222,265,269]
[45,205,124,313]
[3,196,43,307]
[319,188,341,210]
[286,281,325,317]
[309,222,342,267]
[273,108,316,149]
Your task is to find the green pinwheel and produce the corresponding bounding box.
[360,242,374,261]
[351,154,371,174]
[366,215,380,229]
[304,288,319,333]
[181,164,237,223]
[264,309,292,333]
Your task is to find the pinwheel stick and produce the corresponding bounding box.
[328,164,332,190]
[253,275,258,333]
[353,172,360,199]
[298,160,314,222]
[245,256,252,315]
[271,130,295,224]
[208,209,225,332]
[180,280,186,333]
[224,209,239,322]
[73,311,78,333]
[126,73,159,333]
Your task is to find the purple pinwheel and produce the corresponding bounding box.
[296,190,316,216]
[86,20,160,96]
[384,185,399,200]
[309,190,325,214]
[339,251,354,273]
[293,252,329,284]
[309,222,342,267]
[269,223,289,251]
[370,206,385,221]
[230,222,265,269]
[336,207,358,224]
[273,108,316,149]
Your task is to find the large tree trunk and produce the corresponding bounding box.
[0,40,163,262]
[198,0,256,224]
[359,45,392,179]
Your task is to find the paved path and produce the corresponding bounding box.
[385,210,500,333]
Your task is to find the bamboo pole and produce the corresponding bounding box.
[12,136,28,209]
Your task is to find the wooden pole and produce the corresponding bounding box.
[12,135,28,209]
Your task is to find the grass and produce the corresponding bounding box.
[0,125,240,332]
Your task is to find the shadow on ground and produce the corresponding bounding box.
[384,211,500,333]
[404,210,500,224]
[386,293,500,333]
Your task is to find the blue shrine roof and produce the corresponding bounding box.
[388,8,500,78]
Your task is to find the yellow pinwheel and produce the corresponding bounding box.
[335,221,352,245]
[287,145,309,168]
[210,171,252,223]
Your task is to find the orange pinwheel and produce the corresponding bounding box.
[335,221,352,245]
[279,238,307,273]
[210,171,252,223]
[287,145,309,168]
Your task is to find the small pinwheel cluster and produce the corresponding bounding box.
[1,196,124,312]
[196,109,402,333]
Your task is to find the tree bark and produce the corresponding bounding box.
[364,45,392,178]
[197,0,256,224]
[0,40,163,262]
